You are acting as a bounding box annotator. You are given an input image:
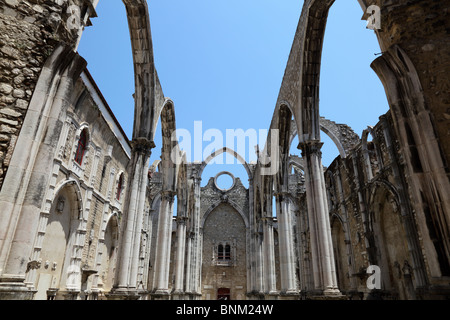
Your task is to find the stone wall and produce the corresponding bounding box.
[202,203,247,300]
[0,0,95,189]
[375,0,450,163]
[322,109,450,299]
[200,175,249,300]
[22,67,131,299]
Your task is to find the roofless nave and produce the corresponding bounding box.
[0,0,449,300]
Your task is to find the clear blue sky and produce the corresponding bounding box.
[78,0,388,188]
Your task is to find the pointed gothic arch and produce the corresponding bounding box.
[198,147,252,180]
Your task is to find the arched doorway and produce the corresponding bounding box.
[331,216,351,293]
[96,215,119,295]
[33,183,82,300]
[371,184,415,299]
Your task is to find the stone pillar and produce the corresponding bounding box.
[109,138,153,299]
[185,173,202,298]
[184,233,193,297]
[255,228,264,297]
[173,216,187,298]
[247,178,255,295]
[263,217,277,297]
[152,190,175,298]
[334,171,358,291]
[128,165,150,293]
[361,139,374,181]
[299,141,340,296]
[276,193,298,296]
[350,151,375,264]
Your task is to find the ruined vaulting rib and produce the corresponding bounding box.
[123,0,158,144]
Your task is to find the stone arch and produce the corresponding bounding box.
[288,155,305,175]
[52,179,84,220]
[157,98,179,192]
[201,200,249,230]
[330,213,351,294]
[158,98,177,154]
[96,212,120,293]
[121,0,162,144]
[289,118,359,160]
[32,179,84,299]
[72,124,92,168]
[175,154,188,218]
[369,181,416,299]
[361,126,383,180]
[273,103,294,193]
[198,147,252,180]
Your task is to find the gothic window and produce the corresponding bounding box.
[74,128,88,165]
[224,244,231,260]
[116,173,124,201]
[217,243,232,265]
[218,244,224,260]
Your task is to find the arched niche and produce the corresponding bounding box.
[369,183,415,300]
[96,213,119,294]
[33,181,83,300]
[330,214,351,293]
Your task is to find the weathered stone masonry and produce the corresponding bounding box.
[0,0,449,300]
[0,0,96,189]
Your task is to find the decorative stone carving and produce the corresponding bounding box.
[56,197,65,214]
[131,138,155,156]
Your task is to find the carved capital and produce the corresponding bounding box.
[131,138,155,156]
[298,140,324,156]
[274,191,291,203]
[176,216,188,225]
[262,217,274,226]
[161,190,176,203]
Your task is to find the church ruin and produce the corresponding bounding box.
[0,0,449,300]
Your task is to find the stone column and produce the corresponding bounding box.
[186,173,202,298]
[299,141,340,296]
[152,190,175,298]
[110,138,153,299]
[263,217,277,296]
[184,233,192,297]
[334,171,358,291]
[173,216,187,298]
[128,155,151,292]
[276,193,298,296]
[350,151,376,264]
[255,229,264,296]
[247,178,255,295]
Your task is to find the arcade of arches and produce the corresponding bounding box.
[0,0,449,300]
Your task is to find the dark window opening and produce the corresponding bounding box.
[218,244,231,261]
[74,129,88,165]
[116,173,124,201]
[217,288,230,300]
[404,123,423,173]
[423,200,450,276]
